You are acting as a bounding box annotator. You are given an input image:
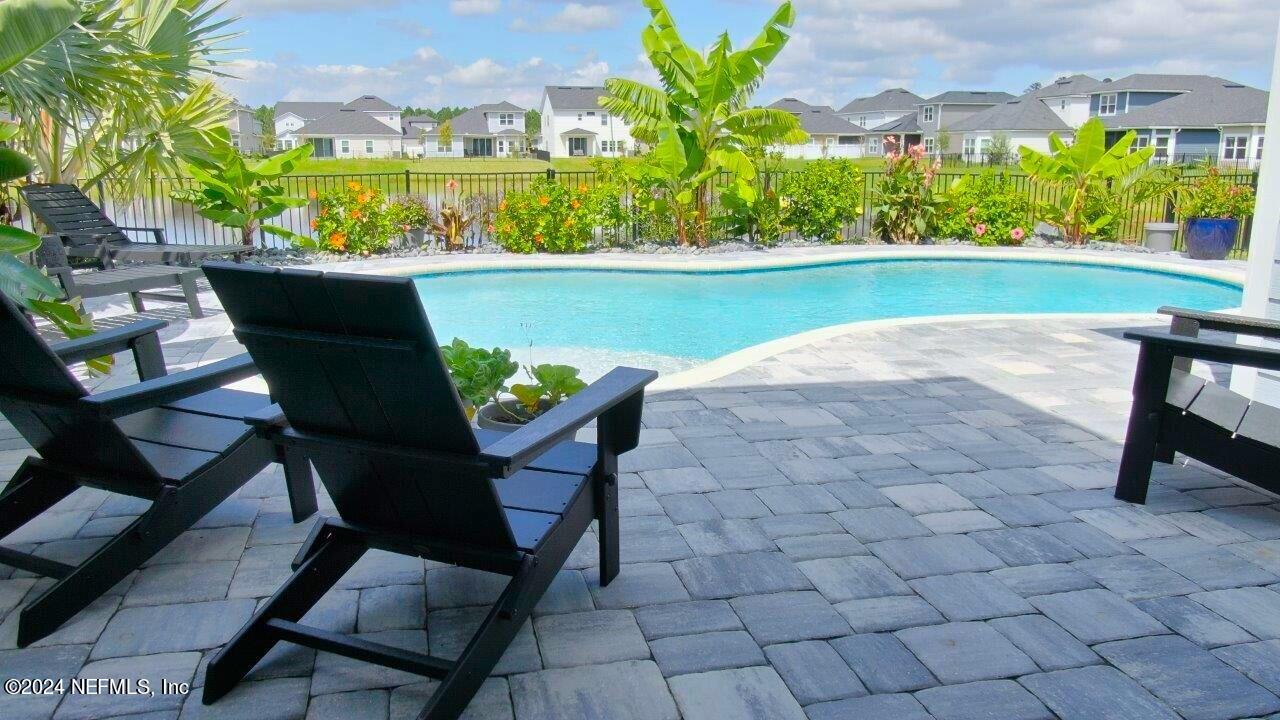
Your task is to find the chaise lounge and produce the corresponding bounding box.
[0,293,316,646]
[20,183,252,267]
[1116,306,1280,504]
[37,236,206,318]
[197,263,656,720]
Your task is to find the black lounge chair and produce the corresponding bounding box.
[1116,306,1280,504]
[0,293,317,646]
[197,263,656,720]
[37,236,205,318]
[20,183,252,267]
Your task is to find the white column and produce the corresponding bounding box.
[1231,17,1280,403]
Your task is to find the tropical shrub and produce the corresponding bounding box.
[871,139,944,243]
[601,1,807,246]
[388,195,433,230]
[1176,165,1256,219]
[440,338,518,419]
[170,131,313,247]
[779,159,864,243]
[936,172,1033,246]
[430,180,472,250]
[492,178,608,253]
[309,181,397,254]
[501,364,588,423]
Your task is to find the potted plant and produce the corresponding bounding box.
[1175,165,1256,260]
[389,195,432,246]
[440,338,518,420]
[476,363,588,431]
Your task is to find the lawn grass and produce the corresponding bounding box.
[290,157,553,176]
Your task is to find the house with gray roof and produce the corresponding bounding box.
[1089,75,1268,166]
[947,94,1077,161]
[412,102,528,158]
[862,114,925,156]
[224,103,262,154]
[270,96,405,157]
[837,88,923,133]
[914,90,1016,154]
[766,98,866,158]
[540,85,637,158]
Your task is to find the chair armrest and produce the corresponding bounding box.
[51,319,167,367]
[245,403,288,433]
[479,366,658,476]
[117,226,166,243]
[1124,330,1280,373]
[80,354,258,418]
[1158,306,1280,341]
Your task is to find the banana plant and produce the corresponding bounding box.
[1019,118,1161,243]
[601,0,807,247]
[170,130,313,247]
[0,121,104,371]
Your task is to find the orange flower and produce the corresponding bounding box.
[309,219,318,230]
[499,200,508,211]
[328,232,347,250]
[578,184,588,193]
[533,233,544,245]
[350,209,363,220]
[563,218,575,228]
[308,189,318,200]
[318,208,328,217]
[446,179,459,192]
[487,223,496,233]
[570,199,581,210]
[347,181,361,191]
[538,196,550,206]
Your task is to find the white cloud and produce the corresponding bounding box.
[450,0,501,16]
[226,0,404,15]
[510,3,621,33]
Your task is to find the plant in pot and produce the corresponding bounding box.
[440,338,518,420]
[431,179,473,251]
[478,363,589,431]
[389,195,432,247]
[1175,164,1256,260]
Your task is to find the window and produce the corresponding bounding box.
[963,138,976,157]
[924,136,935,153]
[1153,130,1171,160]
[1098,93,1117,116]
[498,113,514,126]
[577,113,583,121]
[601,140,612,153]
[437,140,453,152]
[339,139,350,154]
[601,113,608,126]
[1132,134,1150,152]
[365,140,374,154]
[979,138,992,156]
[1224,135,1248,160]
[231,137,240,149]
[1060,100,1067,110]
[869,136,882,155]
[859,115,867,127]
[1257,136,1265,161]
[922,106,935,123]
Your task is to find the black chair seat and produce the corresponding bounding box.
[119,389,273,482]
[164,389,274,420]
[475,428,597,476]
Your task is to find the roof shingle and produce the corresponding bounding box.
[544,86,608,110]
[294,109,402,136]
[838,88,924,115]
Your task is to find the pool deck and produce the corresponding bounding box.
[3,248,1277,720]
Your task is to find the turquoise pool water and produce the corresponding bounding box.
[412,259,1241,368]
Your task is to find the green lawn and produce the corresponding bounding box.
[290,157,553,176]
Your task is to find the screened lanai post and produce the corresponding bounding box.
[1232,16,1280,405]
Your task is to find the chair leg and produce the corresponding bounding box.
[129,292,145,313]
[1116,343,1174,504]
[277,446,317,523]
[596,471,620,587]
[1154,443,1176,464]
[0,460,77,539]
[180,274,204,319]
[203,525,365,704]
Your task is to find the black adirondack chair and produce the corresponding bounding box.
[0,292,317,647]
[1116,306,1280,504]
[20,184,252,267]
[198,263,656,720]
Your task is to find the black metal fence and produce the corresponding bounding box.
[9,168,1257,258]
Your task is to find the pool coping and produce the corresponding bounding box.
[300,246,1246,390]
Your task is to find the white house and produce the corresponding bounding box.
[1034,74,1101,128]
[767,98,865,159]
[224,104,262,153]
[540,86,636,158]
[401,115,439,158]
[915,90,1016,155]
[947,96,1076,161]
[414,102,528,158]
[837,88,923,133]
[276,96,404,158]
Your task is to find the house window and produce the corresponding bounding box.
[577,113,583,121]
[979,138,992,157]
[924,136,935,153]
[437,140,452,152]
[601,113,608,126]
[963,138,976,157]
[922,106,935,123]
[1153,130,1171,160]
[1224,135,1248,160]
[1060,100,1067,110]
[498,113,514,126]
[1257,136,1265,161]
[1132,134,1150,152]
[339,139,350,154]
[869,136,882,155]
[365,140,374,154]
[1098,93,1117,116]
[232,137,240,149]
[859,116,867,127]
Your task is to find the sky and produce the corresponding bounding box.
[217,0,1280,112]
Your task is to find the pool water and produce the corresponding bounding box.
[412,259,1241,374]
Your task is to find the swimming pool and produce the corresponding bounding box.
[411,258,1241,375]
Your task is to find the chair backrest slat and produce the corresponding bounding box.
[0,294,160,480]
[205,263,516,549]
[19,184,130,246]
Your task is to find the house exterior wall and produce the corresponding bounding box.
[1042,96,1091,127]
[838,110,911,130]
[773,135,864,159]
[1219,124,1266,168]
[541,94,635,158]
[1176,128,1220,160]
[485,111,524,134]
[957,131,1061,159]
[306,134,403,158]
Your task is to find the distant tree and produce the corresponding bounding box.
[936,130,951,155]
[524,109,541,150]
[254,104,276,151]
[438,119,453,151]
[1024,81,1043,94]
[987,132,1013,165]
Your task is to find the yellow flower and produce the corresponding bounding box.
[538,196,550,206]
[347,181,361,191]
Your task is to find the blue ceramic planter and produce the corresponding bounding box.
[1184,217,1239,260]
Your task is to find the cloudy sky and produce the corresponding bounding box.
[218,0,1280,111]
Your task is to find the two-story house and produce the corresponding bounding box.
[540,86,636,158]
[945,77,1100,160]
[417,102,528,158]
[401,115,439,158]
[224,104,263,153]
[914,90,1016,155]
[1092,75,1268,167]
[290,95,404,158]
[766,98,864,158]
[837,88,923,139]
[273,101,344,150]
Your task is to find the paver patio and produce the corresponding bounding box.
[4,298,1280,719]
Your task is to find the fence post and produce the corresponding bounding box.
[546,168,556,181]
[1163,196,1176,223]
